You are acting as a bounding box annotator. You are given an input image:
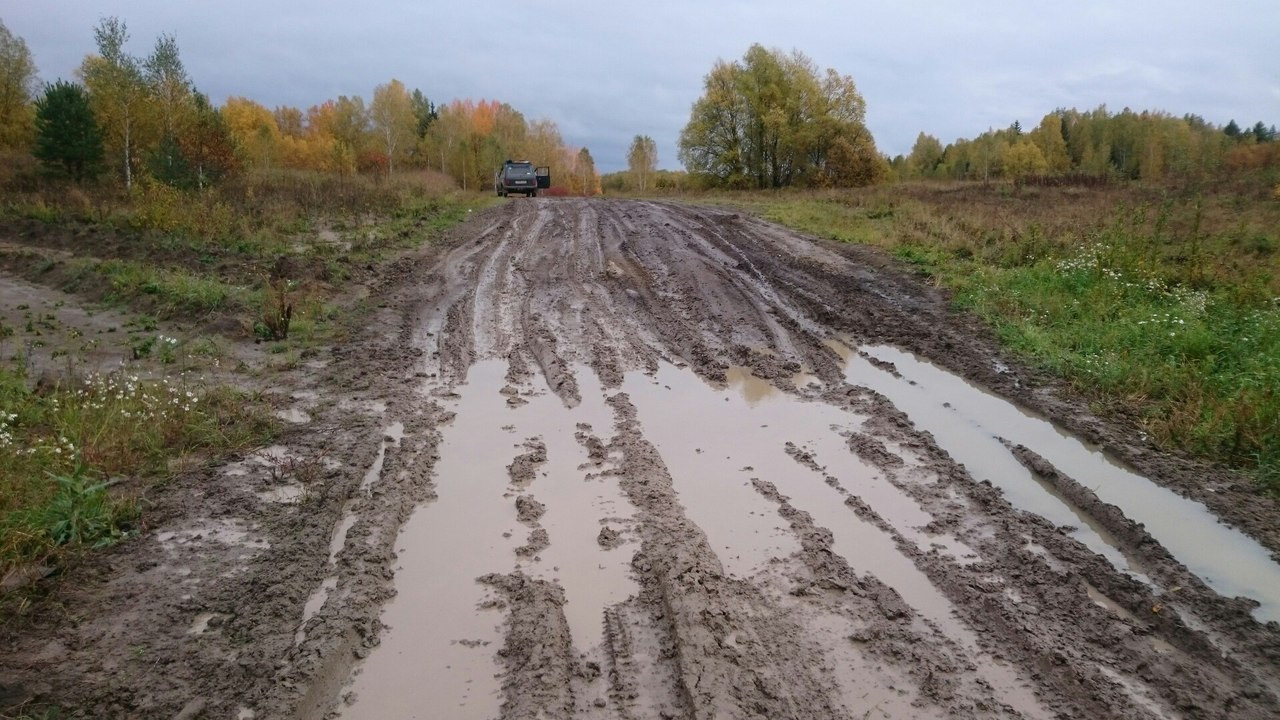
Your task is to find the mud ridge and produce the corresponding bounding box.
[604,393,849,719]
[481,572,576,720]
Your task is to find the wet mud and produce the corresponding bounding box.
[4,198,1280,719]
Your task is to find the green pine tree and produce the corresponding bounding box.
[33,80,104,182]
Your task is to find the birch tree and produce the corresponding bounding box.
[627,134,657,191]
[144,33,191,137]
[370,79,416,174]
[0,20,38,149]
[679,45,879,188]
[81,17,151,189]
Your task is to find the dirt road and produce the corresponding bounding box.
[5,198,1280,719]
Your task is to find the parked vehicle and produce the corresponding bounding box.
[495,160,551,197]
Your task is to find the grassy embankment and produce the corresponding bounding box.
[736,182,1280,491]
[0,169,486,583]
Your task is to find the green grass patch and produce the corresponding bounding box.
[0,365,275,575]
[73,258,249,318]
[736,185,1280,491]
[950,252,1279,476]
[758,196,895,245]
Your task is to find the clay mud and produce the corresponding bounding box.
[6,199,1280,719]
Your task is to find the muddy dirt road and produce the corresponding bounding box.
[5,198,1280,719]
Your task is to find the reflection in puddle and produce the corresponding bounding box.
[837,341,1280,623]
[725,366,780,406]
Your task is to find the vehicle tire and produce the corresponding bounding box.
[530,190,538,198]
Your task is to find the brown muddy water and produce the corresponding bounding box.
[837,341,1280,623]
[341,357,1059,718]
[628,362,1050,716]
[339,361,640,718]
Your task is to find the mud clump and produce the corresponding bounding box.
[507,438,547,485]
[846,431,906,470]
[515,495,546,524]
[596,525,623,549]
[516,528,550,557]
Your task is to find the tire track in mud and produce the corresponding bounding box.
[294,199,1280,719]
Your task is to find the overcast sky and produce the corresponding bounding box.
[4,1,1278,173]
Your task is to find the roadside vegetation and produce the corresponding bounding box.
[0,17,496,591]
[736,182,1280,491]
[0,170,488,589]
[0,364,274,580]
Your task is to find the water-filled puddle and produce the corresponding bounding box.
[627,363,1048,716]
[340,361,639,719]
[339,362,517,719]
[631,364,975,576]
[836,341,1280,623]
[512,366,638,655]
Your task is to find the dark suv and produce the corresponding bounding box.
[495,160,550,197]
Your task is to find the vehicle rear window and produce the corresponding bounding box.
[505,165,535,177]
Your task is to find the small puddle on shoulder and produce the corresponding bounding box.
[188,612,218,635]
[1083,582,1178,655]
[295,576,338,645]
[256,483,305,503]
[1095,664,1172,717]
[1083,582,1139,623]
[275,407,311,424]
[358,422,403,493]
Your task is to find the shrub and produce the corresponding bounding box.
[256,277,293,340]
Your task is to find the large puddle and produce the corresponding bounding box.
[627,363,1050,717]
[339,361,638,718]
[836,342,1280,623]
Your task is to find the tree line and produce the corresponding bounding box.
[900,108,1279,183]
[1,17,601,194]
